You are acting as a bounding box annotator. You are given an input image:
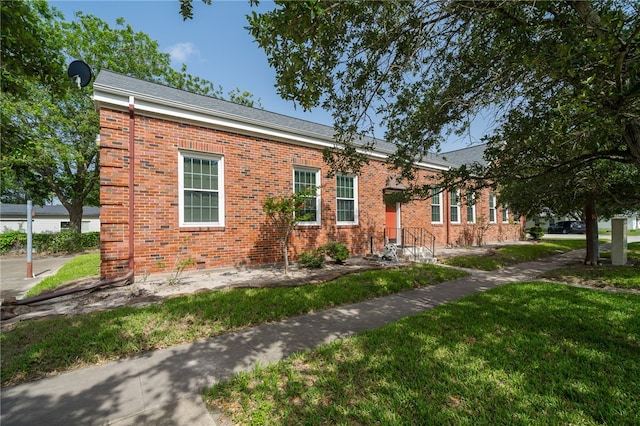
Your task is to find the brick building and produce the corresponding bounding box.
[93,71,523,280]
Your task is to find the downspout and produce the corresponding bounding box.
[128,96,135,275]
[445,189,451,246]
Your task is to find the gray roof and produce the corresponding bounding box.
[438,144,488,167]
[93,70,483,169]
[0,204,100,217]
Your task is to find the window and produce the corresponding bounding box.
[466,191,476,223]
[294,167,321,225]
[60,221,72,231]
[489,192,496,223]
[336,174,358,224]
[431,187,442,223]
[502,205,509,223]
[450,190,460,223]
[179,151,224,227]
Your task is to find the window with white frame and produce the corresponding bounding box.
[336,174,357,224]
[179,151,224,227]
[466,191,476,223]
[294,167,321,225]
[489,192,497,223]
[502,205,509,223]
[431,187,442,223]
[450,190,461,223]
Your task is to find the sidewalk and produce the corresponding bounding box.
[1,249,586,426]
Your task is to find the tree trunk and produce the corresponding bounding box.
[66,202,84,233]
[584,199,600,265]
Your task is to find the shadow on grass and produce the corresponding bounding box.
[205,283,640,424]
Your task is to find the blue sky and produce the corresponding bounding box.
[51,0,483,151]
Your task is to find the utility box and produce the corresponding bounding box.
[611,217,628,266]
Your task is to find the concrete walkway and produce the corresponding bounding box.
[1,249,588,426]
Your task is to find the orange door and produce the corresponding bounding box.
[385,204,397,241]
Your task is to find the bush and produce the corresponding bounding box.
[322,241,349,263]
[298,249,325,268]
[0,231,100,254]
[0,231,27,253]
[527,226,545,240]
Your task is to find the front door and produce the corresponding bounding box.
[385,204,398,242]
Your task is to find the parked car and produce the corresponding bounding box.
[547,221,586,234]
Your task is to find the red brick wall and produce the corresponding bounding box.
[99,107,524,279]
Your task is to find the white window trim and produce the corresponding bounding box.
[450,189,461,224]
[293,166,321,226]
[466,192,476,224]
[431,187,443,224]
[178,150,225,228]
[336,174,358,226]
[502,206,510,223]
[489,193,497,224]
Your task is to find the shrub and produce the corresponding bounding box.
[527,226,545,240]
[322,241,349,263]
[0,231,100,254]
[0,231,27,253]
[298,249,325,268]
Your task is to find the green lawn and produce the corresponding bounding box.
[541,242,640,290]
[442,239,586,271]
[600,228,640,236]
[204,282,640,425]
[5,241,638,426]
[24,252,100,298]
[0,263,467,386]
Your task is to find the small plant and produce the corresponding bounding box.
[322,241,349,264]
[460,225,475,247]
[168,256,195,285]
[298,249,325,268]
[263,187,317,275]
[527,226,544,240]
[474,216,490,246]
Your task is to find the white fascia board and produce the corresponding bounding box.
[94,85,452,172]
[415,160,450,172]
[94,87,336,151]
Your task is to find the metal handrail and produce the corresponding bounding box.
[383,227,436,261]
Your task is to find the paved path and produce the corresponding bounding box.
[0,248,602,426]
[1,255,76,300]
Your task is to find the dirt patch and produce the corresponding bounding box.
[0,256,397,328]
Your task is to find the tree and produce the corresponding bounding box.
[180,0,639,263]
[263,188,315,276]
[1,3,260,231]
[0,0,65,97]
[242,1,639,169]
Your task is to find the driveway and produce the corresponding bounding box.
[0,254,75,300]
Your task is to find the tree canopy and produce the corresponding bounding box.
[1,1,259,231]
[243,1,639,170]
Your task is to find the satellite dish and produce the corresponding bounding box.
[67,60,93,88]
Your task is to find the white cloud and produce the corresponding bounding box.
[167,42,199,64]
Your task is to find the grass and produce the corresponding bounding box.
[600,228,640,236]
[204,282,640,425]
[0,263,467,386]
[541,242,640,290]
[24,252,100,298]
[442,239,586,271]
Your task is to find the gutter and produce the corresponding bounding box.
[128,96,136,274]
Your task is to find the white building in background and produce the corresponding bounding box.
[0,204,100,233]
[526,212,639,232]
[598,213,640,231]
